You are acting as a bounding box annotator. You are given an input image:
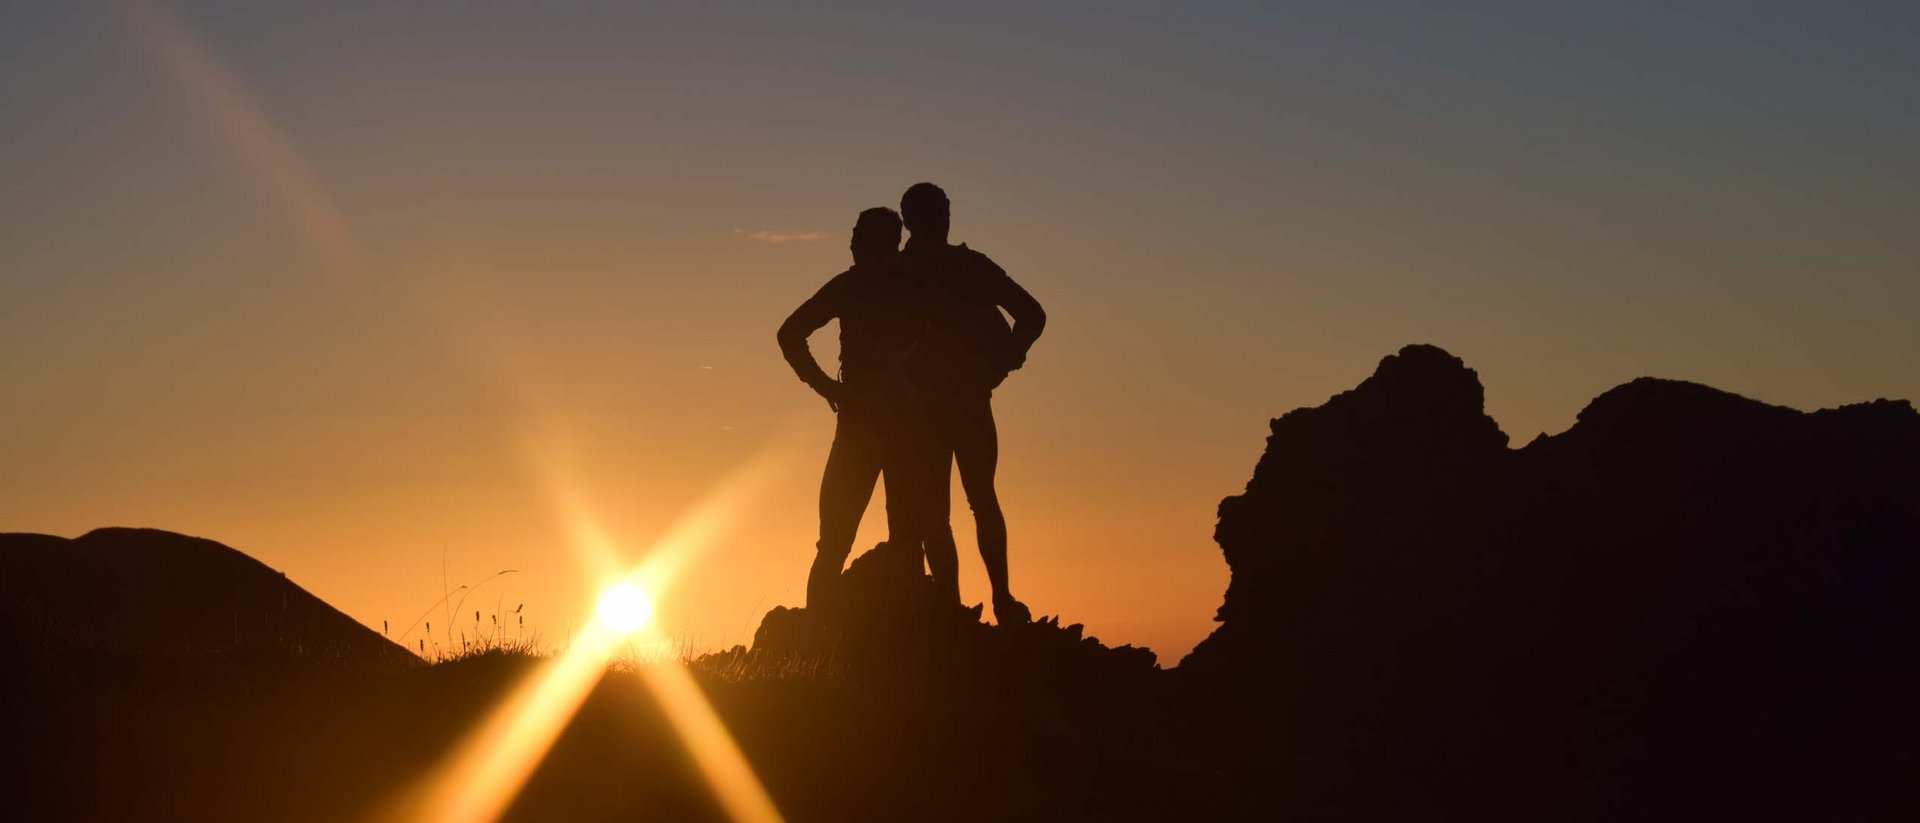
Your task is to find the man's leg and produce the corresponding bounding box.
[914,449,961,607]
[885,404,961,606]
[811,410,881,618]
[950,392,1026,622]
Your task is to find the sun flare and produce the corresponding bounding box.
[374,451,794,823]
[596,582,655,634]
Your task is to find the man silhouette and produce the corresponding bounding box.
[777,207,934,620]
[899,182,1045,624]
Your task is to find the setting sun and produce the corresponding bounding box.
[596,583,655,634]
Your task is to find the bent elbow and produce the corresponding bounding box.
[1022,304,1047,336]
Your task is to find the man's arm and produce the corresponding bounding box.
[976,254,1046,372]
[776,275,847,409]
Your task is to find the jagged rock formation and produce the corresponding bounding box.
[0,527,408,663]
[1186,344,1509,675]
[1182,344,1918,819]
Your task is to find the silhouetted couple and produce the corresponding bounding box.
[778,182,1045,626]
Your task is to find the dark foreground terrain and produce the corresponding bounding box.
[4,345,1915,821]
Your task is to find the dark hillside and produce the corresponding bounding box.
[0,527,406,662]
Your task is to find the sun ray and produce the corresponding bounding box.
[373,446,793,823]
[122,0,363,276]
[634,660,785,823]
[384,621,627,823]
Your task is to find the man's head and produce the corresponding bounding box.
[850,207,901,267]
[900,182,950,243]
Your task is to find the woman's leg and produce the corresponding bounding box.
[811,411,881,616]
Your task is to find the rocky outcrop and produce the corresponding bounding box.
[1185,343,1508,675]
[1181,344,1919,819]
[732,540,1158,685]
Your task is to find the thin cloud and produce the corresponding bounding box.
[733,228,827,244]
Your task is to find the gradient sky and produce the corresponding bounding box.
[4,1,1916,660]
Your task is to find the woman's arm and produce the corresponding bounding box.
[777,275,848,409]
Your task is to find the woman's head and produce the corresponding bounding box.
[851,207,902,266]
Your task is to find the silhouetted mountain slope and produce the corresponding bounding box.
[1182,344,1918,820]
[0,527,406,662]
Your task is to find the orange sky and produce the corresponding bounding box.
[3,3,1916,661]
